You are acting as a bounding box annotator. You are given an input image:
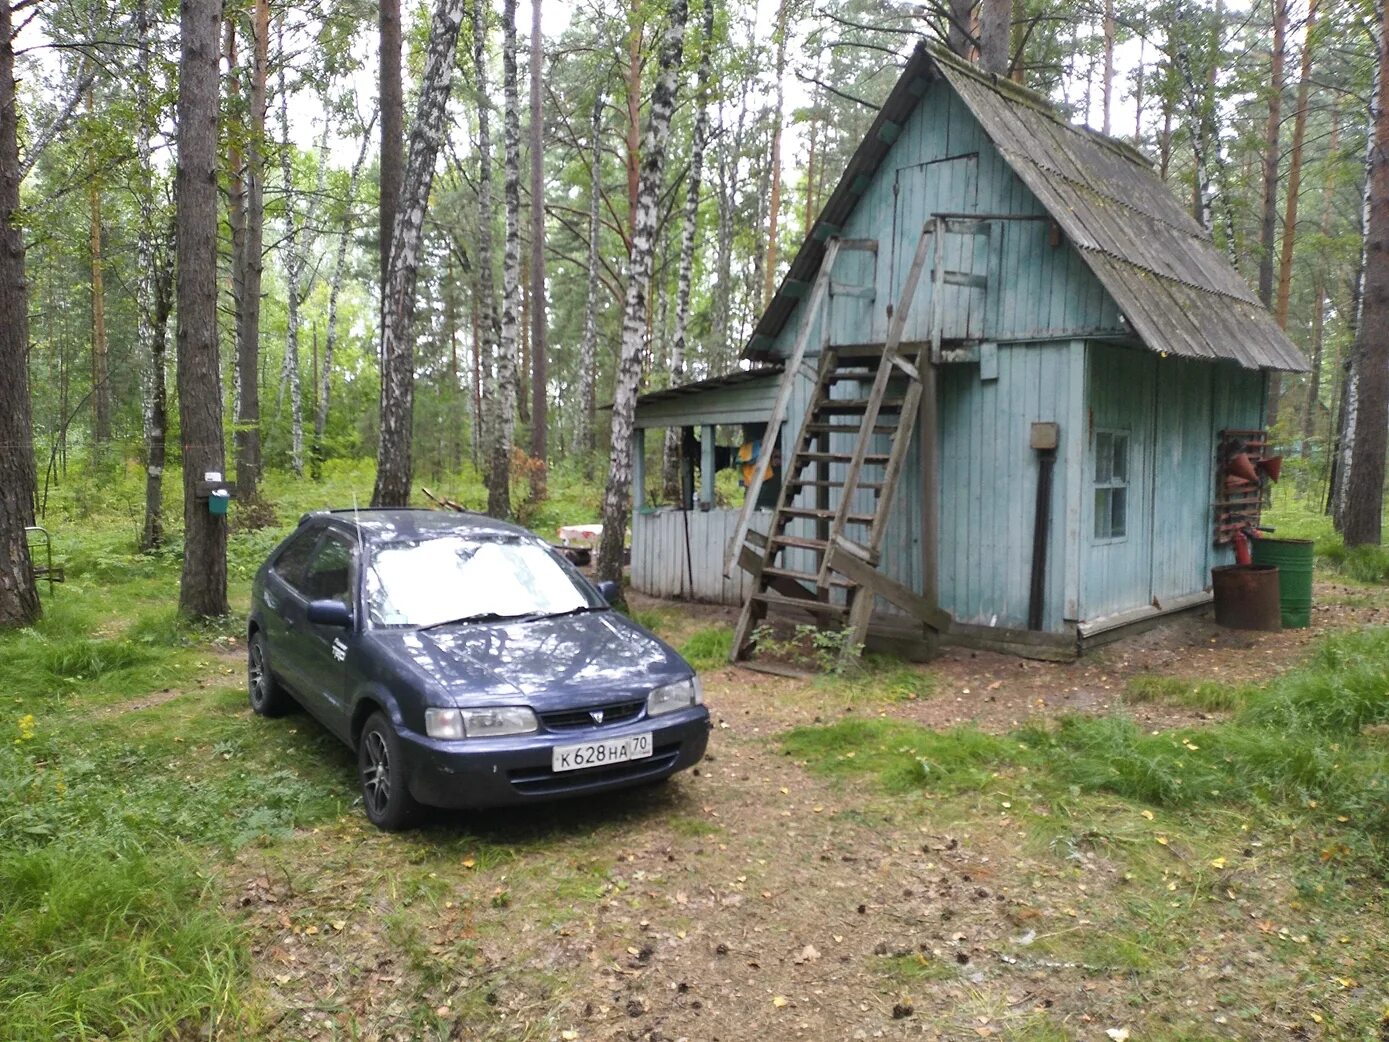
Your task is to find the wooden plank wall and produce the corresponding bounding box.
[769,79,1125,357]
[631,509,771,604]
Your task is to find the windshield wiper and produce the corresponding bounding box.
[419,611,541,631]
[539,604,605,619]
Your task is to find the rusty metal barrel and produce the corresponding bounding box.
[1210,564,1282,631]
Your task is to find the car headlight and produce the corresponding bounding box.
[425,706,538,739]
[647,677,702,717]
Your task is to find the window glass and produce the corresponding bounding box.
[272,527,319,590]
[365,536,601,628]
[304,534,354,605]
[1093,430,1129,540]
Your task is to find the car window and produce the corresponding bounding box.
[303,534,355,606]
[365,535,600,627]
[271,526,320,590]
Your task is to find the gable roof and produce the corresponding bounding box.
[746,43,1308,373]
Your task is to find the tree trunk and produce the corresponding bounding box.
[0,0,39,627]
[1274,0,1318,328]
[625,2,641,238]
[135,0,167,552]
[372,0,469,508]
[473,0,499,491]
[233,0,268,508]
[277,17,304,477]
[763,0,788,310]
[662,0,714,500]
[488,0,522,519]
[947,0,974,59]
[313,109,375,482]
[88,87,110,455]
[528,0,547,498]
[379,0,402,328]
[1259,0,1289,428]
[1299,103,1337,475]
[597,0,690,585]
[176,0,229,618]
[1101,0,1115,135]
[1342,2,1389,547]
[980,0,1013,75]
[576,85,603,471]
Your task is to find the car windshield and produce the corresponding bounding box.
[365,536,599,628]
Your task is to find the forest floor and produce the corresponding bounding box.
[4,472,1389,1042]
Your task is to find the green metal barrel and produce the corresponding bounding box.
[1251,538,1314,629]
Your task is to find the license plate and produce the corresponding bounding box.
[552,732,653,773]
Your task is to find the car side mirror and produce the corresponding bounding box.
[307,599,353,627]
[595,580,620,605]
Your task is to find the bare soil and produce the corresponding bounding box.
[225,580,1389,1041]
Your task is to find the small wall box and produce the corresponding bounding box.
[195,479,236,517]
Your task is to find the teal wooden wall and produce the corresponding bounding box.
[1078,344,1266,625]
[936,341,1082,631]
[771,79,1126,356]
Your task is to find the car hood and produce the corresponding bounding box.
[372,610,690,710]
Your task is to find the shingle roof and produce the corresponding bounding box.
[746,43,1308,373]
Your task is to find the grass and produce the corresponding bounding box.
[785,626,1389,869]
[679,625,733,671]
[1124,674,1253,712]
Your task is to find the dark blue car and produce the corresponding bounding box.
[247,509,710,830]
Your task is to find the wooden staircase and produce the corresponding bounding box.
[727,224,950,663]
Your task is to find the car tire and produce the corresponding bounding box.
[248,632,293,717]
[358,712,421,831]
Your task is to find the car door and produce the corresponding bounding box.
[260,524,320,696]
[297,530,359,742]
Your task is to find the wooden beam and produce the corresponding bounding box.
[828,544,949,632]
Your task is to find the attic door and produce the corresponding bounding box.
[889,154,980,344]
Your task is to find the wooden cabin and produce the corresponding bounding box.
[629,43,1308,661]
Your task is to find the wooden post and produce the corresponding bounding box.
[632,429,646,512]
[700,424,715,506]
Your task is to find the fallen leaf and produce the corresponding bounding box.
[1141,810,1155,820]
[794,944,820,964]
[1210,857,1226,869]
[1156,836,1169,846]
[462,858,476,869]
[1106,1029,1131,1041]
[772,995,789,1008]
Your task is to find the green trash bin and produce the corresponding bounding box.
[1250,537,1314,629]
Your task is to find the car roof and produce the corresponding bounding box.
[298,508,537,545]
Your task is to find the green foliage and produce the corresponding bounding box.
[1125,674,1253,712]
[750,623,864,673]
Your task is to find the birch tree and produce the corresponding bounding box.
[662,0,715,499]
[597,0,690,585]
[488,0,522,519]
[0,0,40,627]
[371,0,469,507]
[176,0,229,618]
[473,0,499,493]
[277,21,304,476]
[529,0,547,498]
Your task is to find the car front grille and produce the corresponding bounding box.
[539,699,645,732]
[508,744,680,796]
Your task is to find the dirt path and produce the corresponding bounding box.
[225,582,1389,1041]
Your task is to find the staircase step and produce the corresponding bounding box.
[784,477,884,492]
[751,590,849,616]
[768,534,830,551]
[797,451,891,466]
[804,422,897,437]
[824,369,878,384]
[781,506,876,524]
[831,344,890,361]
[763,565,854,587]
[816,398,905,416]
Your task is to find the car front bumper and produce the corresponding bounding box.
[400,706,711,808]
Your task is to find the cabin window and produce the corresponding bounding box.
[1093,430,1129,540]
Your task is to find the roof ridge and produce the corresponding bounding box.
[923,42,1152,169]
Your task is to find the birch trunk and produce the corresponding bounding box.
[177,0,229,618]
[662,0,714,500]
[1341,0,1389,546]
[980,0,1013,75]
[372,0,469,507]
[763,0,788,310]
[488,0,522,519]
[380,0,402,330]
[597,0,690,585]
[473,0,499,485]
[135,0,166,551]
[1259,0,1289,427]
[313,109,376,482]
[528,0,547,497]
[576,85,603,469]
[1299,104,1338,475]
[88,87,110,454]
[276,21,303,476]
[0,0,40,625]
[1102,0,1115,135]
